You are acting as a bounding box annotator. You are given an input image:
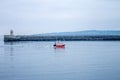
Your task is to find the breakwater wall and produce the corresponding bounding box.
[4,35,120,42]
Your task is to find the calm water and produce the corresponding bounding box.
[0,36,120,80]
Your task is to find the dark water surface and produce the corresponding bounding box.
[0,37,120,80]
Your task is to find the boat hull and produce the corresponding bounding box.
[54,44,65,48]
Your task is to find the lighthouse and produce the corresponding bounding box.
[10,30,14,36]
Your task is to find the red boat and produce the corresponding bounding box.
[54,42,65,48]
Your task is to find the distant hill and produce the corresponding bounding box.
[35,30,120,36]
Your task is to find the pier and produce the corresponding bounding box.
[4,35,120,42]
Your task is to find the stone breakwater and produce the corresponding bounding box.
[4,35,120,42]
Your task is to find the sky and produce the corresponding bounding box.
[0,0,120,35]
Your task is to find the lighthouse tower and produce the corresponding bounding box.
[10,30,14,36]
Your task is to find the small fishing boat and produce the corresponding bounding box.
[53,42,65,48]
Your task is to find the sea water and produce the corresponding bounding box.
[0,36,120,80]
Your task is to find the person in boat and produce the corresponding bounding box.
[54,42,56,46]
[54,41,59,46]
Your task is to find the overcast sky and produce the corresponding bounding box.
[0,0,120,35]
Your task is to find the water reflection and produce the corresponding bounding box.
[54,46,65,53]
[4,42,14,67]
[4,41,25,45]
[54,46,65,49]
[3,42,15,80]
[4,41,66,54]
[4,42,14,56]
